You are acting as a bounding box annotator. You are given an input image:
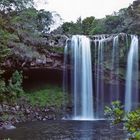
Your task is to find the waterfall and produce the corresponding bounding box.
[63,33,139,120]
[95,37,105,118]
[70,35,94,120]
[125,35,139,112]
[110,36,120,102]
[63,41,68,115]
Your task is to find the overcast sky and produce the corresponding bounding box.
[35,0,135,22]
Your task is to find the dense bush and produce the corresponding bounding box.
[0,0,55,103]
[0,70,23,103]
[104,101,140,140]
[0,71,7,102]
[104,101,124,124]
[7,70,24,99]
[125,109,140,139]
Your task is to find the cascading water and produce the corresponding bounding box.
[110,36,120,101]
[95,36,105,118]
[63,33,139,120]
[63,41,68,114]
[125,35,139,112]
[70,35,94,120]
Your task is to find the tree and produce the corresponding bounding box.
[105,101,140,140]
[10,8,53,33]
[126,0,140,35]
[0,0,34,13]
[0,42,10,102]
[37,9,53,33]
[74,17,83,34]
[61,22,78,35]
[82,16,95,35]
[104,15,122,33]
[117,0,140,35]
[104,101,124,124]
[7,70,24,100]
[90,19,106,35]
[125,109,140,140]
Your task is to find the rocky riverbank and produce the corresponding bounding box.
[0,98,63,130]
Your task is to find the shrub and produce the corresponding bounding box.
[125,109,140,140]
[104,101,140,140]
[6,70,24,102]
[104,101,124,124]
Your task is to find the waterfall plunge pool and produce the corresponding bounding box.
[0,120,126,140]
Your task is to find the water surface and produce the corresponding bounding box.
[0,120,126,140]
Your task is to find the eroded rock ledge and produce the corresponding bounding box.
[3,33,131,70]
[2,33,140,82]
[3,34,69,71]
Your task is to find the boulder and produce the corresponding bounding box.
[2,123,16,130]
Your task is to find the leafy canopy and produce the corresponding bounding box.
[10,8,53,32]
[0,0,34,13]
[60,0,140,35]
[105,101,140,140]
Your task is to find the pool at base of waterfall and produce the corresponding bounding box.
[0,120,127,140]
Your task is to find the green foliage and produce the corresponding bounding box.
[117,0,140,35]
[0,14,7,27]
[7,70,24,99]
[104,15,122,33]
[0,0,55,103]
[75,17,83,34]
[37,9,53,32]
[61,22,80,35]
[90,19,106,35]
[10,8,53,33]
[0,70,23,103]
[0,45,10,62]
[0,28,18,44]
[82,16,95,35]
[0,0,54,36]
[104,101,124,124]
[105,101,140,140]
[10,8,37,31]
[24,85,66,108]
[0,30,10,102]
[61,17,83,35]
[1,113,9,121]
[0,76,6,102]
[60,0,140,35]
[49,47,64,53]
[125,109,140,140]
[0,0,34,13]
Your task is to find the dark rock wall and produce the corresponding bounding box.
[3,34,140,94]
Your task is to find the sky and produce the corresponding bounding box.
[34,0,135,22]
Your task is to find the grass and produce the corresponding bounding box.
[23,85,66,108]
[49,47,64,53]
